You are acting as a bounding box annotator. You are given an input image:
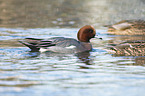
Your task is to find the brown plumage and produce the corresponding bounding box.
[107,20,145,35]
[108,40,145,56]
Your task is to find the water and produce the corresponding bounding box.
[0,0,145,96]
[0,27,145,96]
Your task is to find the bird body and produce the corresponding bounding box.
[19,25,96,53]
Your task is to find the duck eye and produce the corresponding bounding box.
[89,29,94,33]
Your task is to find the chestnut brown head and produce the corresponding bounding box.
[77,25,96,42]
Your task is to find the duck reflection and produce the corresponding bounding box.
[45,51,93,65]
[25,52,40,58]
[75,51,93,65]
[25,50,93,66]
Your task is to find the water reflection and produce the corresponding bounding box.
[25,51,93,65]
[76,51,93,65]
[0,46,145,96]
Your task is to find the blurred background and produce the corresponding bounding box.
[0,0,145,28]
[0,0,145,96]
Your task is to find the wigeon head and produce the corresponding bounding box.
[77,25,96,42]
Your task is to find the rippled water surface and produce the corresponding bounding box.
[1,27,145,96]
[0,0,145,96]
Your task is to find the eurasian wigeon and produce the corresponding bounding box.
[106,20,145,35]
[19,25,99,53]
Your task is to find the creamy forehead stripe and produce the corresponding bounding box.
[65,45,76,49]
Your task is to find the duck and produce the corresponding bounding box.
[107,40,145,56]
[106,20,145,35]
[19,25,98,53]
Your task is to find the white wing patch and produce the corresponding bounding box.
[39,48,48,52]
[65,45,76,49]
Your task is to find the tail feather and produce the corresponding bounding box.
[19,37,56,52]
[19,40,40,52]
